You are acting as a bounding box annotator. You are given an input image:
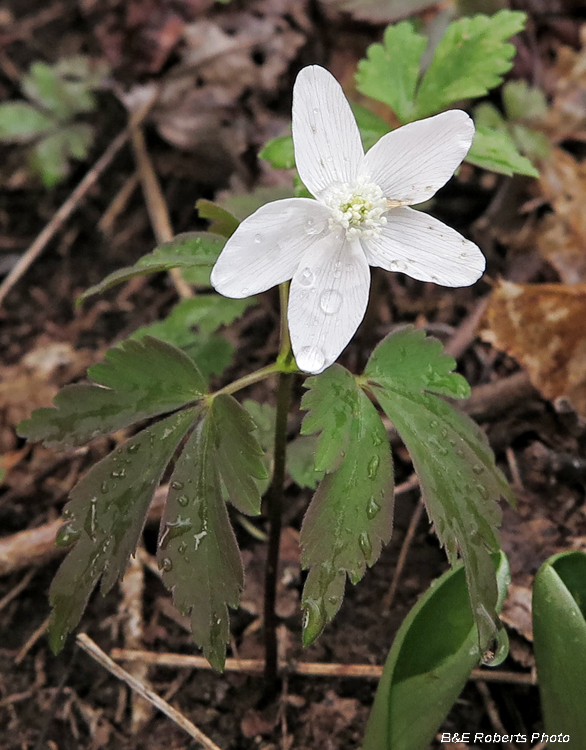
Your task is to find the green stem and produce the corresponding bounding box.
[211,363,281,398]
[263,369,293,691]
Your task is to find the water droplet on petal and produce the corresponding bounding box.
[299,267,315,287]
[306,217,319,235]
[254,234,262,244]
[297,346,326,372]
[319,289,343,314]
[390,260,408,272]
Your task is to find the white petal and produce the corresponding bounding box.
[288,232,370,373]
[210,198,331,298]
[292,66,364,200]
[363,110,474,205]
[363,207,485,287]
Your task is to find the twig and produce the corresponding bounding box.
[129,126,192,299]
[0,101,155,307]
[15,613,51,664]
[476,680,517,750]
[444,296,490,359]
[0,568,36,613]
[110,649,536,685]
[98,172,140,236]
[464,371,536,421]
[381,496,425,612]
[76,634,223,750]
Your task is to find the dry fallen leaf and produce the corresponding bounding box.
[481,279,586,416]
[534,147,586,283]
[544,25,586,143]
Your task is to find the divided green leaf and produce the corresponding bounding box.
[356,21,426,123]
[415,10,526,118]
[466,125,539,177]
[363,552,510,750]
[299,366,394,645]
[365,327,513,655]
[79,233,225,300]
[29,124,95,188]
[158,396,265,669]
[18,336,206,449]
[48,409,196,653]
[0,102,54,143]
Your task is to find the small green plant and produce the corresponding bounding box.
[0,56,108,187]
[20,10,540,706]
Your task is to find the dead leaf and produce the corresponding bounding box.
[481,279,586,416]
[535,148,586,283]
[241,705,279,739]
[501,584,533,641]
[544,25,586,143]
[301,690,360,750]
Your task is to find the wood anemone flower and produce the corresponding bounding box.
[211,65,485,373]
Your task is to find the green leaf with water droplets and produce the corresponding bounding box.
[365,326,513,656]
[158,399,251,670]
[356,21,426,124]
[363,552,510,750]
[79,233,225,301]
[299,365,394,646]
[48,409,196,653]
[18,336,206,449]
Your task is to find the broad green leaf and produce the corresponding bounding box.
[533,551,586,746]
[158,405,246,670]
[502,79,548,122]
[0,103,54,143]
[79,233,225,300]
[29,124,95,187]
[287,435,324,490]
[18,336,206,449]
[467,125,539,177]
[244,400,276,494]
[365,327,513,656]
[300,365,394,645]
[356,21,426,124]
[195,199,239,238]
[259,135,295,170]
[363,552,510,750]
[49,409,195,653]
[209,394,267,515]
[415,11,526,118]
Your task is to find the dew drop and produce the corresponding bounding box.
[306,217,319,235]
[475,482,489,499]
[359,532,372,560]
[297,346,326,372]
[171,480,184,491]
[127,443,139,454]
[178,541,187,554]
[111,469,125,478]
[438,445,449,456]
[159,557,173,572]
[390,260,408,272]
[328,595,340,606]
[55,524,81,547]
[319,289,343,315]
[254,234,262,244]
[372,433,383,447]
[177,495,189,507]
[100,481,109,494]
[456,448,465,458]
[441,428,448,438]
[302,599,326,646]
[367,455,380,479]
[472,464,484,475]
[430,419,439,428]
[366,496,381,520]
[299,267,315,287]
[312,107,319,115]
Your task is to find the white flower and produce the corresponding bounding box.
[211,65,485,374]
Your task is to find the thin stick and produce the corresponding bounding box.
[0,130,127,306]
[129,126,192,299]
[264,370,293,691]
[382,496,425,611]
[15,614,51,664]
[110,648,536,685]
[76,634,223,750]
[0,568,36,613]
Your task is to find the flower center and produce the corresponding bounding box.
[323,178,387,240]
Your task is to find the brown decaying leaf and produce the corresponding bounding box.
[535,147,586,284]
[481,280,586,416]
[544,25,586,144]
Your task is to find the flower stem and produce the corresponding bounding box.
[263,368,293,692]
[210,363,280,398]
